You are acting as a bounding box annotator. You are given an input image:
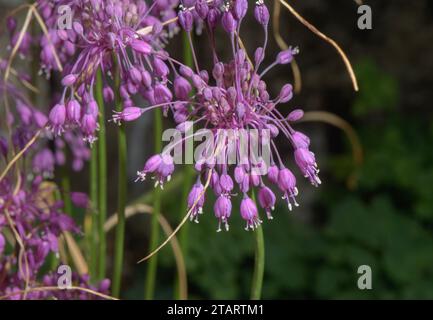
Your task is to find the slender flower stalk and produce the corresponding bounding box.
[250,192,265,300]
[96,69,107,280]
[61,168,72,215]
[112,62,127,298]
[89,144,99,281]
[144,107,163,300]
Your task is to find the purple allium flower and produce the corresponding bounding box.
[41,0,179,143]
[119,0,321,231]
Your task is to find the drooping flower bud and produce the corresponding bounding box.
[258,186,276,219]
[240,195,261,231]
[178,9,194,32]
[254,0,270,26]
[195,0,209,19]
[130,39,152,55]
[287,109,304,122]
[49,103,66,135]
[188,182,205,222]
[276,47,299,64]
[278,84,293,103]
[294,148,321,186]
[214,195,232,232]
[222,11,237,33]
[66,99,81,123]
[174,76,192,100]
[61,74,77,87]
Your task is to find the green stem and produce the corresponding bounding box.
[250,192,265,300]
[144,108,163,300]
[89,145,98,281]
[112,62,127,298]
[174,31,194,300]
[61,169,72,215]
[96,69,107,280]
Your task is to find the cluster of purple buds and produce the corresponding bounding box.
[113,0,321,231]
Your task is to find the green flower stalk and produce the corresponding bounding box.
[112,62,127,298]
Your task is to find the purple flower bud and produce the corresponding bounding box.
[73,21,84,35]
[129,67,142,84]
[278,84,293,103]
[66,99,81,123]
[113,107,143,124]
[180,65,194,78]
[141,70,152,87]
[61,74,77,87]
[294,148,321,186]
[70,192,89,208]
[234,166,245,184]
[87,100,99,118]
[222,11,237,33]
[130,39,152,55]
[240,196,261,230]
[240,174,250,193]
[267,164,279,184]
[214,195,232,231]
[267,124,279,138]
[250,172,260,187]
[236,102,246,120]
[234,0,248,20]
[103,86,115,102]
[154,83,173,104]
[178,9,194,32]
[258,186,276,219]
[219,173,234,194]
[57,29,69,41]
[81,114,98,142]
[192,74,204,90]
[199,70,209,83]
[195,0,209,19]
[212,62,224,81]
[277,47,299,64]
[287,109,304,122]
[174,76,192,100]
[207,8,220,29]
[278,168,296,192]
[292,131,310,149]
[254,47,265,65]
[158,154,175,179]
[188,182,205,222]
[174,109,188,123]
[254,1,270,26]
[49,103,66,135]
[153,57,169,78]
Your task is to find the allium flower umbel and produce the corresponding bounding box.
[42,0,179,143]
[114,0,321,231]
